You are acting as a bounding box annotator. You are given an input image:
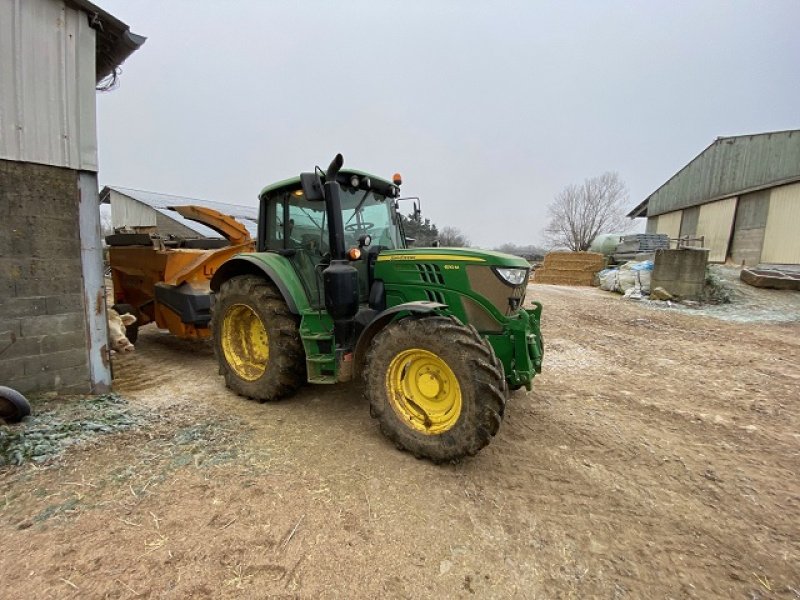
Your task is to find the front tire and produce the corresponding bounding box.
[211,275,305,401]
[364,316,508,462]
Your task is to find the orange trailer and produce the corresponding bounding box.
[107,205,255,340]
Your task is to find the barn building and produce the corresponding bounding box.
[628,130,800,265]
[100,186,259,240]
[0,0,144,394]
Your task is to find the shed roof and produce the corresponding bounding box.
[629,129,800,218]
[100,186,259,239]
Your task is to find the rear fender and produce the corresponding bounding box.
[353,301,447,376]
[210,254,310,314]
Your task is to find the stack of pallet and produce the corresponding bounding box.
[533,251,605,286]
[613,234,669,262]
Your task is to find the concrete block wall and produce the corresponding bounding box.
[0,159,91,394]
[651,248,709,300]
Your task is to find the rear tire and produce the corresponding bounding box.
[211,275,305,401]
[0,386,31,424]
[111,303,139,344]
[364,316,508,463]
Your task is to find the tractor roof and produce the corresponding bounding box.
[259,169,396,199]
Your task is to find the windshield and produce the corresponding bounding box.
[264,185,402,255]
[340,187,401,249]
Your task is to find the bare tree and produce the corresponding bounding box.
[495,243,546,261]
[438,226,470,247]
[544,172,631,251]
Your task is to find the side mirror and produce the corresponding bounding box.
[405,237,416,247]
[300,172,324,201]
[358,234,372,248]
[396,196,422,220]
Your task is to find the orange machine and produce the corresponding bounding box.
[108,205,255,340]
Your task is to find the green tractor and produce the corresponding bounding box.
[210,154,543,462]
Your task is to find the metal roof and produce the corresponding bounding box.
[629,129,800,218]
[100,186,259,239]
[65,0,146,82]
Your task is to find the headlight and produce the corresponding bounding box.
[494,267,528,286]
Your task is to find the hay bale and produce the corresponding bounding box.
[542,251,605,271]
[533,252,605,286]
[534,271,596,286]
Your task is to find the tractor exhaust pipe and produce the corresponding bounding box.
[321,154,359,349]
[324,153,346,261]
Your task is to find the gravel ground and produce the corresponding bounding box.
[0,282,798,599]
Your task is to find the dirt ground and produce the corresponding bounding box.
[2,284,799,599]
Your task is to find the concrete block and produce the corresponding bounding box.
[24,348,87,375]
[0,335,42,359]
[0,356,26,381]
[46,293,84,315]
[652,249,709,300]
[21,313,85,337]
[0,319,22,337]
[7,365,91,395]
[0,257,26,280]
[39,331,86,354]
[0,278,15,300]
[31,237,82,260]
[0,296,48,318]
[27,258,82,280]
[7,215,78,239]
[15,277,83,297]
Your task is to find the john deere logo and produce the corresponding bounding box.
[376,254,485,263]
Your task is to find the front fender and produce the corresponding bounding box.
[210,253,310,315]
[353,301,447,375]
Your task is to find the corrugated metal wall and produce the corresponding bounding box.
[0,0,98,171]
[645,131,800,217]
[655,211,682,240]
[109,189,157,229]
[155,211,203,239]
[761,182,800,264]
[696,197,737,262]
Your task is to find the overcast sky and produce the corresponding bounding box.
[97,0,800,248]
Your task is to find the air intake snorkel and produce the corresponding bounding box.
[324,153,346,261]
[321,154,360,350]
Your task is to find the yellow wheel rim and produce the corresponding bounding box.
[221,304,269,381]
[386,348,462,435]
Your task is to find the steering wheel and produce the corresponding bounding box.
[345,222,375,232]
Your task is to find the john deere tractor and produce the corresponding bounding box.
[210,154,543,462]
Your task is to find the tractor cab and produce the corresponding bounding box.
[256,168,405,308]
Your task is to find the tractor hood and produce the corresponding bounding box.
[375,247,531,268]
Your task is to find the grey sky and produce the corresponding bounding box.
[97,0,800,248]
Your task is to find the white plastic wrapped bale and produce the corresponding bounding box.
[603,260,654,295]
[599,268,620,292]
[630,260,654,294]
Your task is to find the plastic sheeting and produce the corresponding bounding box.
[598,260,653,295]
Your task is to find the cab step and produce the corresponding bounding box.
[308,375,338,384]
[301,332,334,341]
[306,354,335,364]
[305,353,337,385]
